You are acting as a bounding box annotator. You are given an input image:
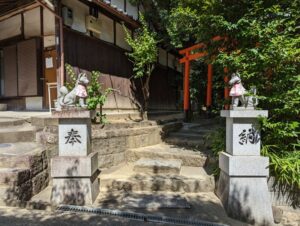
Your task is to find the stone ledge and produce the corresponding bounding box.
[92,126,161,139]
[98,152,125,169]
[219,152,269,176]
[52,110,94,119]
[51,152,98,177]
[221,110,268,118]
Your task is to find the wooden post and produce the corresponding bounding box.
[224,67,229,110]
[183,54,190,121]
[206,64,213,107]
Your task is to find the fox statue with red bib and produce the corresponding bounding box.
[229,72,258,109]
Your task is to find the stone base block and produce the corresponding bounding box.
[219,152,269,176]
[51,174,99,205]
[221,110,268,118]
[58,119,91,157]
[216,171,273,225]
[51,152,98,177]
[221,110,268,156]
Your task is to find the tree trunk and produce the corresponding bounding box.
[142,75,151,112]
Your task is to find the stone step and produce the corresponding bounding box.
[0,118,26,127]
[0,125,36,143]
[126,144,207,167]
[99,164,214,193]
[164,136,206,148]
[93,120,158,131]
[92,125,161,139]
[178,127,216,134]
[170,131,206,138]
[0,142,45,168]
[0,168,31,186]
[133,158,182,175]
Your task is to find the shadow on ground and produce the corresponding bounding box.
[0,207,165,226]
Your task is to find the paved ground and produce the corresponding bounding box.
[94,191,248,226]
[0,207,167,226]
[30,187,243,226]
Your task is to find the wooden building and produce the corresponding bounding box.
[0,0,183,111]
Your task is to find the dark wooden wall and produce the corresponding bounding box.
[64,28,181,110]
[149,65,181,110]
[64,28,132,78]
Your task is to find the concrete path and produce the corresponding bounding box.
[0,207,166,226]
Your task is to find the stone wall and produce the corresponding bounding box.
[35,119,182,170]
[1,150,49,207]
[92,124,162,168]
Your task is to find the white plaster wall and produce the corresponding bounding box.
[62,0,89,33]
[43,8,55,35]
[126,1,138,20]
[0,15,21,41]
[168,53,175,69]
[43,8,56,48]
[158,48,167,66]
[116,23,131,51]
[100,13,114,43]
[24,8,41,38]
[111,0,124,11]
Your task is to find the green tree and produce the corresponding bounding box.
[139,0,300,205]
[124,14,158,113]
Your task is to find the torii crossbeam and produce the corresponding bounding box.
[179,36,229,120]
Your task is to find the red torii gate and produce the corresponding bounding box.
[179,36,229,120]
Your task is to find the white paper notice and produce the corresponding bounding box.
[45,57,53,69]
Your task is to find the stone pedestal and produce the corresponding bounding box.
[51,110,99,205]
[217,110,274,225]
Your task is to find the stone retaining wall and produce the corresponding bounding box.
[35,120,182,170]
[2,150,49,207]
[93,127,162,168]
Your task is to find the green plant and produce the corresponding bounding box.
[87,71,112,124]
[206,127,226,176]
[65,63,77,90]
[123,13,158,113]
[140,0,300,203]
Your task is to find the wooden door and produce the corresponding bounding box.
[43,49,57,109]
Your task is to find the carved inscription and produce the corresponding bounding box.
[65,129,81,145]
[238,126,260,145]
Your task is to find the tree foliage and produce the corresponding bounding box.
[140,0,299,203]
[124,14,158,112]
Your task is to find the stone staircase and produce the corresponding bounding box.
[27,116,219,212]
[91,120,181,169]
[98,119,219,196]
[164,119,220,149]
[0,118,49,206]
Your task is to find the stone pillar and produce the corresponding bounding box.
[51,110,99,205]
[216,110,274,225]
